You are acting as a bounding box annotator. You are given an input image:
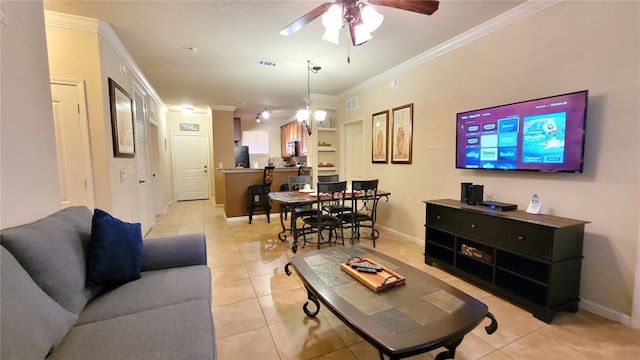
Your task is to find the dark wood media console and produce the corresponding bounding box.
[423,199,589,323]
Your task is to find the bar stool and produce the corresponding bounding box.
[247,166,274,224]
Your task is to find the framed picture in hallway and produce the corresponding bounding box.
[108,78,135,158]
[391,103,413,164]
[372,110,389,163]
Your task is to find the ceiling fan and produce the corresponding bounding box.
[280,0,440,46]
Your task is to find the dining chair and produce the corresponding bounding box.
[300,181,347,249]
[246,166,275,224]
[317,175,338,183]
[286,176,314,241]
[342,179,379,246]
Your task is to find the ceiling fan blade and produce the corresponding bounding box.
[367,0,439,16]
[279,2,334,36]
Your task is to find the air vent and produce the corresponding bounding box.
[257,59,278,67]
[346,96,358,111]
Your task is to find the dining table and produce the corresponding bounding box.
[268,189,390,253]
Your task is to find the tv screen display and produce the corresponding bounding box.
[456,90,588,173]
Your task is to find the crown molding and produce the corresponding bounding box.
[44,11,164,108]
[340,0,561,98]
[44,11,98,32]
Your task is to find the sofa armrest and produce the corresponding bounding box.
[141,233,207,271]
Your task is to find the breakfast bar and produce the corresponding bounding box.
[215,167,310,219]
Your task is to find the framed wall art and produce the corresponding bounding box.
[108,78,135,158]
[371,110,389,163]
[391,103,413,164]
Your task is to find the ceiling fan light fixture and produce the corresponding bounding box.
[353,23,372,45]
[360,4,384,33]
[322,4,343,29]
[321,27,340,44]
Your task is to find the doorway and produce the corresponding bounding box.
[50,79,95,209]
[341,119,364,181]
[172,134,211,201]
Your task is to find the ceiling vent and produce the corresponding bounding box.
[346,96,358,111]
[257,59,278,67]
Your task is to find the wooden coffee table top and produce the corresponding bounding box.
[288,246,493,359]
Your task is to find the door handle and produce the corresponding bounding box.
[139,180,146,184]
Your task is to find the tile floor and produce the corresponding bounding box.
[145,199,640,360]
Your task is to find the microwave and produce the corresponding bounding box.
[286,141,299,157]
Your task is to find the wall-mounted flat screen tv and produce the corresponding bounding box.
[455,90,588,173]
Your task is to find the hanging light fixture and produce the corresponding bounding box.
[320,1,383,46]
[296,60,326,135]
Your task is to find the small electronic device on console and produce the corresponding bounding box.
[478,201,517,211]
[526,194,542,214]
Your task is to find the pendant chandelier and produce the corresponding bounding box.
[297,60,327,135]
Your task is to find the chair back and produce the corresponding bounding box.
[351,179,379,217]
[263,166,275,185]
[317,175,339,183]
[288,176,312,191]
[316,181,347,217]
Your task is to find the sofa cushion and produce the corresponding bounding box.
[78,265,211,325]
[49,300,216,360]
[0,206,101,313]
[87,209,143,287]
[1,246,78,359]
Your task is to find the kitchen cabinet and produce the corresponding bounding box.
[280,121,307,157]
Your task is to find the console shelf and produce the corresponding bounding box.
[423,199,588,323]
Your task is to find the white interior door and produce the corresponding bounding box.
[148,121,163,216]
[172,134,210,201]
[133,86,153,233]
[343,120,364,181]
[50,80,94,209]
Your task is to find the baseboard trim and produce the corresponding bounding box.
[579,299,632,327]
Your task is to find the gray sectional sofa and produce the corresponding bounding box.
[0,206,216,359]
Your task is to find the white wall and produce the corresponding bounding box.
[45,11,168,225]
[0,1,61,228]
[336,1,639,323]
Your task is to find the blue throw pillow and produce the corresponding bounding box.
[86,209,143,287]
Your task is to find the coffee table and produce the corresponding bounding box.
[285,246,497,360]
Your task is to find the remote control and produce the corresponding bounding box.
[350,263,383,271]
[357,267,379,274]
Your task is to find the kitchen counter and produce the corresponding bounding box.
[215,167,310,219]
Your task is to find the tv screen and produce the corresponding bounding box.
[455,90,588,173]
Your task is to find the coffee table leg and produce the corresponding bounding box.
[434,337,463,360]
[303,285,320,317]
[484,312,498,334]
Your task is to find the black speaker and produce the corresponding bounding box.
[468,185,484,205]
[460,182,472,203]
